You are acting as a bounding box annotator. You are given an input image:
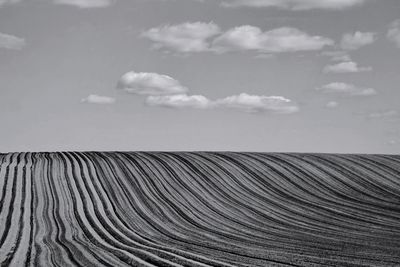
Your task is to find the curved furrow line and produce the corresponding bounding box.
[71,151,209,267]
[59,152,163,267]
[115,152,263,266]
[96,152,240,267]
[84,152,234,267]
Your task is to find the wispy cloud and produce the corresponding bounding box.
[321,50,351,62]
[143,22,333,54]
[323,61,372,73]
[81,94,116,104]
[326,101,339,108]
[387,19,400,48]
[317,82,377,96]
[367,110,399,119]
[0,0,20,7]
[142,22,221,53]
[0,32,25,50]
[340,31,376,50]
[53,0,115,8]
[220,0,367,10]
[117,71,188,95]
[214,93,299,113]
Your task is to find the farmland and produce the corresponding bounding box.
[0,152,400,266]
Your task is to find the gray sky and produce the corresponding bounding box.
[1,0,400,153]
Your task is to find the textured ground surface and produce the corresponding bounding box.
[0,152,400,266]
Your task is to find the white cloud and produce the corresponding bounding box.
[53,0,114,8]
[326,101,339,108]
[340,31,376,50]
[146,94,212,109]
[220,0,366,10]
[317,82,377,96]
[323,61,372,73]
[387,20,400,48]
[214,93,299,113]
[81,94,116,104]
[0,32,25,50]
[145,92,299,114]
[117,71,188,95]
[213,26,333,53]
[142,22,221,53]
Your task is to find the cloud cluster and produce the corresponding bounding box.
[387,20,400,48]
[323,61,372,73]
[317,82,377,96]
[340,31,376,50]
[220,0,366,10]
[143,22,333,54]
[119,71,299,114]
[0,32,25,50]
[117,71,188,95]
[81,94,116,104]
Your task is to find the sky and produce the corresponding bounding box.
[0,0,400,153]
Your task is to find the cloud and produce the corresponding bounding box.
[0,0,20,7]
[53,0,114,8]
[117,71,188,95]
[146,94,212,109]
[317,82,377,96]
[213,26,333,53]
[340,31,376,50]
[0,32,25,50]
[142,22,221,53]
[321,50,351,62]
[81,94,116,104]
[220,0,367,10]
[145,92,299,114]
[323,61,372,73]
[143,23,333,54]
[367,110,399,119]
[214,93,299,113]
[387,20,400,48]
[326,101,339,108]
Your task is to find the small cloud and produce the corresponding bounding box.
[367,110,399,119]
[340,31,376,50]
[53,0,115,8]
[220,0,366,10]
[142,22,221,53]
[213,26,333,53]
[323,61,372,73]
[326,101,339,108]
[117,71,188,95]
[0,0,20,7]
[146,94,212,109]
[387,19,400,48]
[81,94,116,104]
[0,32,25,50]
[214,93,299,113]
[317,82,377,96]
[321,50,351,62]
